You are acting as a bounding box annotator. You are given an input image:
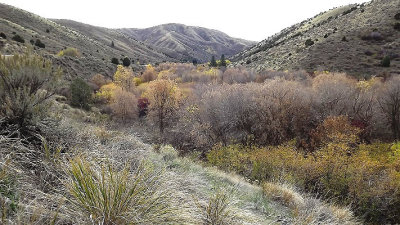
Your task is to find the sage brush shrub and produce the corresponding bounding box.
[0,53,61,130]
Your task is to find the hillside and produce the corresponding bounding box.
[232,0,400,78]
[119,23,256,63]
[0,3,174,79]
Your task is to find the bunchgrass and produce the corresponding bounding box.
[68,156,182,224]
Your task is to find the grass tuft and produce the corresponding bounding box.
[67,156,183,224]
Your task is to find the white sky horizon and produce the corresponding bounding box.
[0,0,369,42]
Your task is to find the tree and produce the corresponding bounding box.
[35,39,45,48]
[122,57,131,67]
[11,34,24,43]
[141,64,157,82]
[111,40,115,48]
[90,74,109,89]
[111,89,137,121]
[378,77,400,140]
[220,54,227,67]
[382,56,391,67]
[144,80,182,133]
[0,53,61,130]
[70,78,92,110]
[113,65,135,91]
[210,56,217,67]
[111,58,119,65]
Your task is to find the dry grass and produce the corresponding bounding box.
[67,156,183,224]
[262,182,360,225]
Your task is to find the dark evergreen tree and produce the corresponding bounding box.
[12,34,24,43]
[382,56,391,67]
[220,54,227,67]
[35,39,45,48]
[111,41,115,48]
[122,57,131,67]
[111,57,119,65]
[70,78,92,110]
[210,56,217,67]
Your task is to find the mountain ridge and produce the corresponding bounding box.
[119,23,256,62]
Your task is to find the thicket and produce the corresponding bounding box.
[88,62,400,223]
[207,119,400,223]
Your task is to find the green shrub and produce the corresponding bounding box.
[305,39,314,47]
[395,13,400,20]
[0,32,6,39]
[68,157,181,224]
[34,39,45,48]
[111,57,119,65]
[122,57,131,67]
[11,34,24,43]
[70,78,92,110]
[394,23,400,31]
[57,48,79,57]
[210,56,217,67]
[219,54,227,67]
[0,53,61,130]
[382,56,391,67]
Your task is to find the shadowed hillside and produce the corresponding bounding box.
[0,3,174,79]
[119,23,256,63]
[232,0,400,78]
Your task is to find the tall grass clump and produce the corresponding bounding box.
[194,186,240,225]
[67,157,183,224]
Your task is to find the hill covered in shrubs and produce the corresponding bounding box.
[232,0,400,78]
[119,23,256,63]
[0,3,175,79]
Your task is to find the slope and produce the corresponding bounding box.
[232,0,400,78]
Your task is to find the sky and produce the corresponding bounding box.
[0,0,368,41]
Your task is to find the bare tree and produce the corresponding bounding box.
[378,77,400,140]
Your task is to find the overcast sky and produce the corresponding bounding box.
[0,0,368,41]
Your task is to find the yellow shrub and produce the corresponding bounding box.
[57,47,80,57]
[133,77,142,86]
[95,83,120,103]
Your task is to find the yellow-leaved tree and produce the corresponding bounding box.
[113,65,135,91]
[144,79,182,133]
